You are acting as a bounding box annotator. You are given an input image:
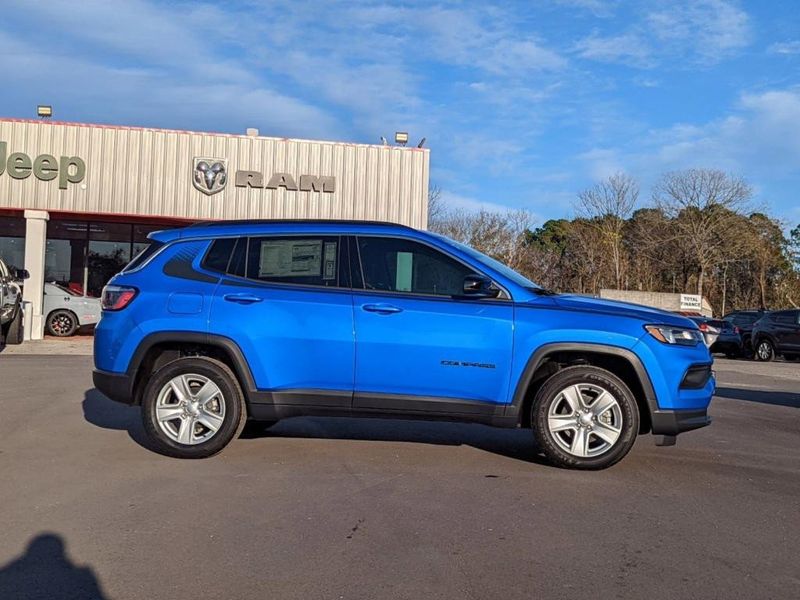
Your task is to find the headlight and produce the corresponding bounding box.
[645,324,704,346]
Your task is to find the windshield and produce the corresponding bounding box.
[430,233,541,290]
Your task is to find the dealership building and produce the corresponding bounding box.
[0,118,430,340]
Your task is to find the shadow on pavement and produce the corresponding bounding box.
[243,416,550,465]
[81,389,158,452]
[0,533,107,600]
[84,387,550,465]
[715,386,800,408]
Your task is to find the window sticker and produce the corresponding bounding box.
[258,240,322,277]
[323,242,337,280]
[395,251,413,292]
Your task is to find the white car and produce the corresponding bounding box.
[43,283,102,337]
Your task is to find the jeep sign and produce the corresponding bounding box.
[0,141,86,189]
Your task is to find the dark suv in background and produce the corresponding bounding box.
[751,310,800,362]
[722,310,767,355]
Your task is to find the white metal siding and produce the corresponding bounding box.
[0,120,430,228]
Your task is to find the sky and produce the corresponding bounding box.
[1,0,798,228]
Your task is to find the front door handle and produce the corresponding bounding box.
[362,303,403,314]
[223,293,264,305]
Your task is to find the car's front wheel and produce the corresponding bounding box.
[755,339,775,362]
[141,357,246,458]
[532,366,639,470]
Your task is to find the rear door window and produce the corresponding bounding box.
[245,236,345,288]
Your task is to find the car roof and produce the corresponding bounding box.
[149,219,417,243]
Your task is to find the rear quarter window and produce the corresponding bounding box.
[123,241,164,272]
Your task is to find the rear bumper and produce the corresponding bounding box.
[651,408,711,435]
[93,369,135,404]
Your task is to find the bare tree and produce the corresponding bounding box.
[576,173,639,289]
[652,169,752,296]
[427,185,444,227]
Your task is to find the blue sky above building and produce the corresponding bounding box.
[1,0,798,226]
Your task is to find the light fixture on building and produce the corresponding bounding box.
[394,131,409,146]
[37,105,53,119]
[417,137,426,148]
[380,136,389,146]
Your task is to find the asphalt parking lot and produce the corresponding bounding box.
[0,353,798,600]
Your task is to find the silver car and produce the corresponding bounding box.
[44,283,102,337]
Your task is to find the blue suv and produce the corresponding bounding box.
[93,220,714,469]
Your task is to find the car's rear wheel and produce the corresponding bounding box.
[141,357,246,458]
[532,366,639,470]
[755,339,774,362]
[47,310,78,337]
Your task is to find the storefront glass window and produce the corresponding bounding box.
[46,221,88,295]
[43,219,180,297]
[0,216,26,270]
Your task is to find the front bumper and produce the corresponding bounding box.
[93,369,135,404]
[651,408,711,435]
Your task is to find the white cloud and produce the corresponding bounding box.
[554,0,618,17]
[577,87,800,207]
[647,0,751,63]
[440,191,540,220]
[574,32,652,67]
[575,1,751,67]
[769,41,800,55]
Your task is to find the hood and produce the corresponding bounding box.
[547,294,697,328]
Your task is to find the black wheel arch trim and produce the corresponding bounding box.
[506,342,660,426]
[119,331,260,405]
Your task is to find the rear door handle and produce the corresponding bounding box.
[223,293,263,305]
[362,303,403,314]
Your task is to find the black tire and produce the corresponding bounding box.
[4,304,24,345]
[755,339,775,362]
[46,309,78,337]
[532,365,639,470]
[141,357,246,459]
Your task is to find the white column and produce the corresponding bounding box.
[22,210,49,341]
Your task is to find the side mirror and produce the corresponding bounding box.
[14,268,30,281]
[462,274,500,298]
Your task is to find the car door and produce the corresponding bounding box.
[208,235,355,407]
[786,311,800,351]
[772,311,797,352]
[350,235,514,413]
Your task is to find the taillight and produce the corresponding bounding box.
[734,326,740,334]
[101,285,138,311]
[698,323,708,332]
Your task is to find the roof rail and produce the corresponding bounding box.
[184,219,414,229]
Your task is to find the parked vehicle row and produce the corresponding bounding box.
[709,309,800,362]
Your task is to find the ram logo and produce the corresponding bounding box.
[192,158,228,196]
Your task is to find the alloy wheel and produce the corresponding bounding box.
[547,383,623,458]
[155,374,226,445]
[757,341,773,361]
[50,314,75,336]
